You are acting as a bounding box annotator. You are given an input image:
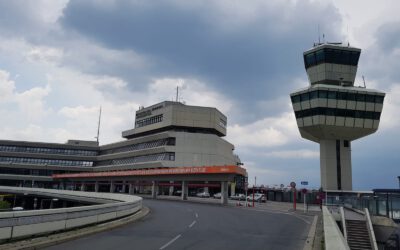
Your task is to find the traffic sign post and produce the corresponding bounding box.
[290,182,296,211]
[302,188,308,213]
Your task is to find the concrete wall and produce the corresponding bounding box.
[322,206,350,250]
[174,132,237,167]
[0,186,142,241]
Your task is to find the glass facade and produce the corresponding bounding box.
[0,145,97,156]
[0,156,93,167]
[100,138,175,155]
[96,152,175,166]
[291,90,384,104]
[304,48,360,69]
[295,107,381,120]
[0,167,73,176]
[135,114,163,128]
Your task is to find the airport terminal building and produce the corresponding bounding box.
[0,101,246,204]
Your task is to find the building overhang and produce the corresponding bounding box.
[52,165,247,180]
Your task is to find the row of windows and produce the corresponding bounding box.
[0,168,71,177]
[100,138,176,155]
[0,145,97,156]
[0,157,93,167]
[97,153,175,166]
[219,118,227,128]
[295,107,381,120]
[291,90,384,104]
[135,114,163,128]
[304,48,360,69]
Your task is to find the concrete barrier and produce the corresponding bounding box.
[322,206,350,250]
[0,186,142,241]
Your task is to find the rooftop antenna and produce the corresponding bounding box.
[95,106,102,144]
[323,33,325,43]
[347,25,350,47]
[362,75,366,88]
[318,24,321,44]
[176,86,179,102]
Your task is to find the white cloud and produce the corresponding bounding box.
[0,70,15,102]
[263,149,319,159]
[227,112,298,147]
[26,46,64,64]
[379,83,400,130]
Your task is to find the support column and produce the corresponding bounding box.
[181,181,188,200]
[169,181,174,196]
[221,181,228,205]
[151,181,158,199]
[204,181,209,193]
[110,181,115,193]
[80,182,86,191]
[320,139,352,190]
[129,183,134,195]
[122,181,126,193]
[94,181,99,192]
[230,182,236,196]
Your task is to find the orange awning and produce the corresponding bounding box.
[53,165,247,179]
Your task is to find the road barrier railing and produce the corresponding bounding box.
[0,186,142,241]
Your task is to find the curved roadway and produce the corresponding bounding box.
[46,199,313,250]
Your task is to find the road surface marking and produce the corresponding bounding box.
[159,234,181,250]
[188,220,197,228]
[195,213,198,218]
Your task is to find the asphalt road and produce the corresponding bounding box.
[46,199,313,250]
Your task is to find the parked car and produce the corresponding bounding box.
[230,194,246,200]
[196,191,210,198]
[213,193,221,199]
[247,193,266,203]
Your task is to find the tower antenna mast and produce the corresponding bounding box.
[176,86,179,102]
[95,106,102,144]
[362,75,366,88]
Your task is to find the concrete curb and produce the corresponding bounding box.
[0,206,150,250]
[303,215,318,250]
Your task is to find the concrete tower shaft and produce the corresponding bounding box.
[291,43,385,191]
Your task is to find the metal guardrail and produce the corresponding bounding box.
[0,186,142,241]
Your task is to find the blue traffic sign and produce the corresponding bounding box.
[301,181,308,185]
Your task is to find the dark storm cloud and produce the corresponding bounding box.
[60,0,343,119]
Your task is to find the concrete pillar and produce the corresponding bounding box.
[80,182,85,191]
[94,181,99,192]
[204,181,209,193]
[169,181,174,196]
[110,181,115,193]
[122,181,126,193]
[181,181,188,200]
[320,139,352,190]
[129,183,134,195]
[230,182,236,196]
[221,181,228,205]
[139,185,144,194]
[151,181,158,199]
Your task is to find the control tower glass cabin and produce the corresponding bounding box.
[290,43,385,191]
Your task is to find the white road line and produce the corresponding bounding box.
[159,234,182,250]
[195,213,198,218]
[188,220,197,228]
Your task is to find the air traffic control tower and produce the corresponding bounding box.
[290,43,385,190]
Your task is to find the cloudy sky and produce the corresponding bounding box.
[0,0,399,190]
